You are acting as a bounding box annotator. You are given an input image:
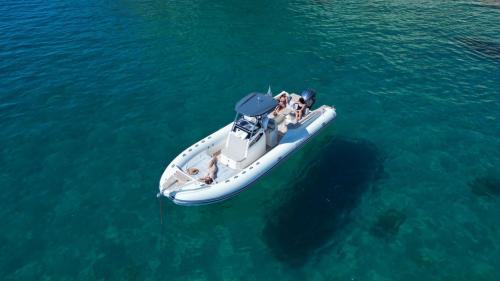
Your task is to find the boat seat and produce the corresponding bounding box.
[174,169,192,183]
[268,107,292,125]
[222,132,247,162]
[288,94,300,107]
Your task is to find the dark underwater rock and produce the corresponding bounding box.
[479,0,500,9]
[262,137,384,266]
[469,175,500,198]
[370,209,406,239]
[456,37,500,59]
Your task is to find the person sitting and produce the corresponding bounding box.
[272,93,288,116]
[199,155,218,184]
[295,97,307,121]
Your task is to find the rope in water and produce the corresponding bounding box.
[157,194,167,258]
[158,194,164,225]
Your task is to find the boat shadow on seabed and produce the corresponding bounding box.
[262,137,385,266]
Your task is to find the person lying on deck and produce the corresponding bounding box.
[199,155,218,184]
[272,93,288,116]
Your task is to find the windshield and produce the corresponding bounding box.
[232,114,261,136]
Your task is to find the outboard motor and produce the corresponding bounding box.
[300,89,316,109]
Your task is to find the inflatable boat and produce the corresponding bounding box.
[158,89,336,206]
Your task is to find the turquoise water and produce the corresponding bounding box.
[1,0,499,280]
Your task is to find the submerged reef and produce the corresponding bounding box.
[469,175,500,198]
[262,137,384,266]
[369,209,406,239]
[479,0,500,9]
[456,37,500,59]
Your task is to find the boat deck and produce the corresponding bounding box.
[181,151,239,183]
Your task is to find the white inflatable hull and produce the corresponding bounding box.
[159,106,336,206]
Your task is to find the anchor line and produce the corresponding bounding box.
[159,195,164,225]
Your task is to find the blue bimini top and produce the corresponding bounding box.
[234,92,278,117]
